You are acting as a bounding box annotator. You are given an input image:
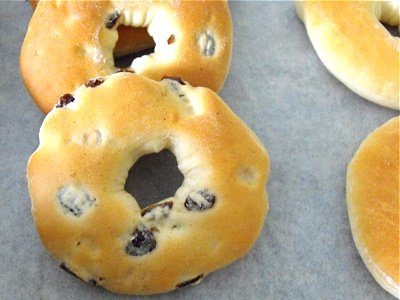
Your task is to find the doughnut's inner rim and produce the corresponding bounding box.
[114,45,155,69]
[382,23,400,37]
[124,149,184,210]
[374,1,400,38]
[104,6,176,73]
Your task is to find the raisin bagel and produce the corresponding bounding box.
[296,1,400,110]
[20,0,232,113]
[27,73,269,295]
[29,0,155,58]
[347,117,399,297]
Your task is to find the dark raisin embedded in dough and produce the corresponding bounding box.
[125,225,156,256]
[184,190,216,211]
[141,201,173,217]
[60,263,81,280]
[84,78,104,88]
[55,94,75,108]
[167,34,175,45]
[176,274,204,288]
[57,186,96,217]
[105,11,120,29]
[162,76,186,85]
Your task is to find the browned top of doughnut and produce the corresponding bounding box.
[347,117,399,297]
[27,73,269,295]
[21,0,232,113]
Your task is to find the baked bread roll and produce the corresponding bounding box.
[20,0,232,113]
[27,73,269,295]
[296,1,400,110]
[29,0,155,58]
[347,116,399,297]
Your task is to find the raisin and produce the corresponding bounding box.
[167,34,175,45]
[198,32,216,56]
[55,94,75,108]
[57,186,96,217]
[162,76,186,85]
[141,201,173,217]
[176,274,204,288]
[84,78,104,88]
[184,190,215,211]
[125,225,156,256]
[105,11,120,29]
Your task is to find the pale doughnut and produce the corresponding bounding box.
[347,116,399,297]
[29,0,155,58]
[20,0,232,113]
[296,1,400,110]
[27,73,269,295]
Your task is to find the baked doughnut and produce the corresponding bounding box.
[346,117,399,297]
[20,0,232,113]
[296,1,400,110]
[27,73,269,295]
[29,0,155,58]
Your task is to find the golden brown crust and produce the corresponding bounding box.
[21,0,232,113]
[296,1,400,110]
[27,73,269,295]
[347,117,399,297]
[29,0,155,58]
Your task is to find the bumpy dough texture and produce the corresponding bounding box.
[347,117,399,298]
[20,0,232,113]
[27,73,269,295]
[29,0,155,58]
[296,1,400,110]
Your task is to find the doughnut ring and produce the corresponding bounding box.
[20,0,232,113]
[27,73,269,295]
[346,116,399,298]
[29,0,155,58]
[296,1,400,109]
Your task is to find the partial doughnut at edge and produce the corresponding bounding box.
[347,116,399,297]
[296,1,400,110]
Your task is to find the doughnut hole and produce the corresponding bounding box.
[113,35,155,69]
[382,23,400,37]
[124,149,184,210]
[110,9,157,69]
[104,7,178,71]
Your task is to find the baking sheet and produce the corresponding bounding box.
[0,1,398,299]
